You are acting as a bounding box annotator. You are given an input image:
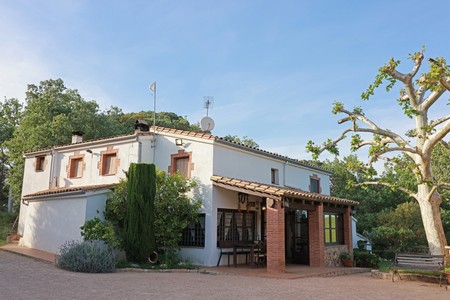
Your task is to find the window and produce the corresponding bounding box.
[35,156,46,171]
[271,168,279,185]
[169,150,193,178]
[217,209,256,243]
[175,157,189,178]
[179,214,205,247]
[69,158,83,178]
[310,175,320,193]
[102,154,116,175]
[324,213,343,245]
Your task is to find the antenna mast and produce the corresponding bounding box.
[203,96,214,117]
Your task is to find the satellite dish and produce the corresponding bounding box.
[201,116,215,132]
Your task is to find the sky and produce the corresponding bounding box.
[1,0,450,164]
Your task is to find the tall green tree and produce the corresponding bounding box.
[124,163,156,263]
[320,155,407,233]
[116,110,201,133]
[307,49,450,254]
[223,135,259,147]
[5,79,124,203]
[0,98,22,209]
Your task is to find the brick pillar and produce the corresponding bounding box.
[343,206,353,256]
[309,203,324,267]
[266,199,285,273]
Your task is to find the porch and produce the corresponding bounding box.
[211,175,359,274]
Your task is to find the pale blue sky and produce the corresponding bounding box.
[1,0,450,162]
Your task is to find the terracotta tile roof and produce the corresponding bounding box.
[211,175,359,206]
[24,125,329,173]
[23,184,117,199]
[153,126,215,140]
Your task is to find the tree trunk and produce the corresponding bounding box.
[417,184,447,255]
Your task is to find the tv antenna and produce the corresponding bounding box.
[201,96,215,132]
[203,96,214,117]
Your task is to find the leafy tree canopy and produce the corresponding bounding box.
[223,135,259,148]
[307,48,450,254]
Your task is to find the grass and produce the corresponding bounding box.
[378,260,392,272]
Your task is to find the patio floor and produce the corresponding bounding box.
[0,243,371,279]
[199,264,371,279]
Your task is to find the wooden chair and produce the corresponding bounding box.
[253,241,266,268]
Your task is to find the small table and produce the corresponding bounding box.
[233,242,257,268]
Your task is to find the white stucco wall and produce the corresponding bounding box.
[19,190,110,254]
[212,142,331,194]
[152,133,215,266]
[21,151,52,196]
[20,195,88,253]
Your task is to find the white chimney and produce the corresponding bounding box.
[71,131,84,144]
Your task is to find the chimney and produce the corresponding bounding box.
[134,120,149,133]
[71,131,84,144]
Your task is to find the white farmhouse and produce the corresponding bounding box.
[18,123,358,273]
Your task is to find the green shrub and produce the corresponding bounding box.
[0,212,17,245]
[56,240,116,273]
[159,248,181,269]
[353,248,380,268]
[80,217,120,249]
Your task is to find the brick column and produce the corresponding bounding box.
[343,206,353,256]
[266,199,285,273]
[309,203,324,267]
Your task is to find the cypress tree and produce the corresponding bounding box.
[124,163,156,262]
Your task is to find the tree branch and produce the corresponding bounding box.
[430,115,450,129]
[436,183,450,190]
[426,119,450,153]
[338,109,414,151]
[388,53,423,107]
[354,181,416,199]
[419,89,446,111]
[440,77,450,91]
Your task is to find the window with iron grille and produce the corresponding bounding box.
[217,209,256,243]
[179,214,205,247]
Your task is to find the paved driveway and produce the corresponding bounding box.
[0,251,448,300]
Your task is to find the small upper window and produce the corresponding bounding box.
[102,153,117,175]
[310,176,320,193]
[70,158,83,178]
[175,156,189,178]
[169,150,193,178]
[271,168,279,185]
[35,156,46,172]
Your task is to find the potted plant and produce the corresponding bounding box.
[339,251,353,267]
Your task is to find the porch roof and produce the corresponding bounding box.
[22,184,117,200]
[211,175,359,206]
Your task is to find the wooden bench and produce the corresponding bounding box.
[216,241,251,267]
[391,252,445,286]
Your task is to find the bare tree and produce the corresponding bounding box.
[307,48,450,255]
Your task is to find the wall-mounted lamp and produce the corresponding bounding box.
[86,149,93,154]
[175,138,184,146]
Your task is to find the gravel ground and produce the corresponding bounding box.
[0,251,448,300]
